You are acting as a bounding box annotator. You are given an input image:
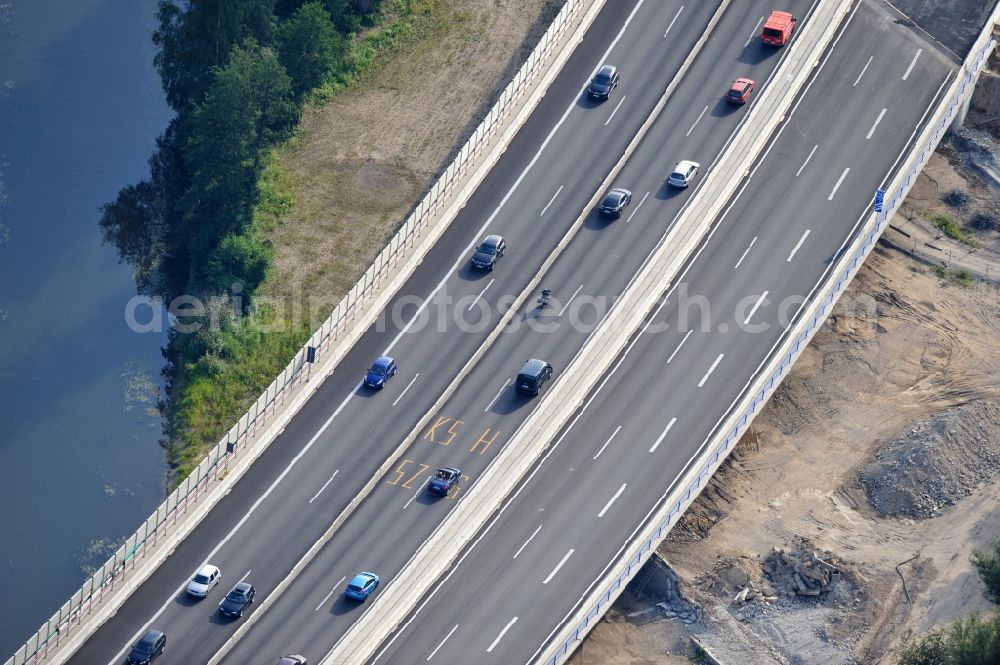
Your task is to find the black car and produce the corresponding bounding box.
[588,65,619,100]
[427,467,461,496]
[126,629,165,664]
[598,188,632,218]
[516,359,553,396]
[471,234,506,271]
[219,581,255,618]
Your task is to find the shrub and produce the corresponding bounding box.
[968,212,998,232]
[898,609,1000,665]
[973,540,1000,603]
[941,190,970,209]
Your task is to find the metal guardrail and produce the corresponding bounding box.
[541,16,999,665]
[3,1,595,663]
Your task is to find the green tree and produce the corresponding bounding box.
[180,38,297,282]
[897,610,1000,665]
[154,0,277,111]
[205,233,272,295]
[275,2,346,96]
[972,540,1000,603]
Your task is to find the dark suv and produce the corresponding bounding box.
[126,629,165,664]
[516,359,553,396]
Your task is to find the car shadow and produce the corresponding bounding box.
[709,98,742,118]
[208,610,240,626]
[173,592,205,609]
[654,182,687,202]
[412,491,445,506]
[738,43,778,65]
[355,384,382,399]
[456,263,493,282]
[583,210,618,231]
[489,388,537,415]
[329,596,370,615]
[575,93,608,110]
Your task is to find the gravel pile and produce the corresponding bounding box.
[860,400,1000,519]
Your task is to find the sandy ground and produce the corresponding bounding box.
[571,103,1000,665]
[264,0,560,304]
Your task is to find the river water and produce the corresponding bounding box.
[0,0,171,653]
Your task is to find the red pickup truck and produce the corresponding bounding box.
[760,10,796,47]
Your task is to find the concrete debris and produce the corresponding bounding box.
[762,547,842,600]
[859,401,1000,520]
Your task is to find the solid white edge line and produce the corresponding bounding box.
[218,570,253,606]
[308,469,340,504]
[486,617,519,653]
[604,95,627,125]
[743,291,768,325]
[902,48,922,80]
[685,105,709,137]
[664,6,684,37]
[315,576,347,611]
[787,228,811,262]
[593,425,622,460]
[513,524,544,560]
[528,27,952,665]
[466,279,495,312]
[540,185,564,216]
[542,549,575,585]
[795,144,818,177]
[392,373,420,406]
[426,624,459,661]
[597,483,627,518]
[697,353,725,388]
[853,55,873,86]
[866,108,887,140]
[827,168,850,200]
[625,191,650,223]
[558,283,585,317]
[744,16,764,47]
[373,0,851,659]
[733,236,757,269]
[666,331,692,364]
[484,378,511,412]
[404,477,431,510]
[648,417,677,454]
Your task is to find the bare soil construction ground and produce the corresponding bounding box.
[569,51,1000,665]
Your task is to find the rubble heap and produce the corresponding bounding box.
[763,547,841,599]
[859,400,1000,520]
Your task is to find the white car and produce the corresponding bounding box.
[668,160,700,188]
[186,564,221,598]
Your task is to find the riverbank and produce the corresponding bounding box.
[165,0,560,478]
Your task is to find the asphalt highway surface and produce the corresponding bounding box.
[62,0,793,663]
[217,0,820,661]
[365,3,957,664]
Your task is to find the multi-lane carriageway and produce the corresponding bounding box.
[367,2,959,662]
[66,0,958,664]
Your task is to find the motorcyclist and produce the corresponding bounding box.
[537,288,552,308]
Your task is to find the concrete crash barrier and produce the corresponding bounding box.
[4,2,606,664]
[319,2,852,664]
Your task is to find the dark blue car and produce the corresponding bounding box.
[427,467,461,497]
[364,356,397,389]
[344,572,380,601]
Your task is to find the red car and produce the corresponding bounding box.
[727,77,755,105]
